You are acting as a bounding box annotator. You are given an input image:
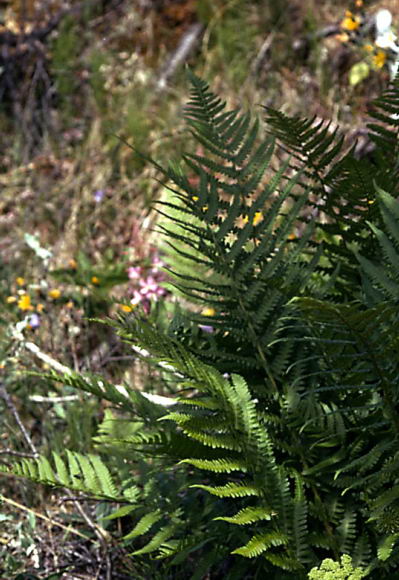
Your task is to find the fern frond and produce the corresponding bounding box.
[367,76,399,167]
[357,187,399,302]
[232,531,289,557]
[337,510,358,554]
[214,505,276,525]
[180,458,246,473]
[130,523,178,556]
[191,482,261,498]
[123,510,163,541]
[2,451,133,501]
[377,534,399,562]
[264,108,345,197]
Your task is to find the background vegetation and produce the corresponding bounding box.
[1,0,399,578]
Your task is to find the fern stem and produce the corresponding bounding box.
[236,292,279,393]
[190,79,279,392]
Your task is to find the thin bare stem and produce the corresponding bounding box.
[0,449,37,458]
[0,494,94,542]
[0,382,39,458]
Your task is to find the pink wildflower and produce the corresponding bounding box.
[126,252,167,314]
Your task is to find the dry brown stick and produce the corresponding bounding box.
[0,382,39,458]
[0,493,94,541]
[58,495,114,503]
[251,31,276,77]
[0,448,37,458]
[156,22,204,92]
[69,493,112,580]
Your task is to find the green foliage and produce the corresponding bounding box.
[203,0,259,88]
[308,555,366,579]
[5,71,399,577]
[4,449,137,502]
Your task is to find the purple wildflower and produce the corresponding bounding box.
[199,324,214,333]
[93,189,105,203]
[28,313,40,329]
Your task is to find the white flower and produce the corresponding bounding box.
[375,10,393,37]
[375,10,399,52]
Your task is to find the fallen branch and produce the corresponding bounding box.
[156,23,204,92]
[0,382,39,458]
[0,493,96,541]
[10,326,176,408]
[0,449,37,458]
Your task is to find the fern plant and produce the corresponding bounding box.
[3,71,399,578]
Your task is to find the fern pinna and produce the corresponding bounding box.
[3,72,399,578]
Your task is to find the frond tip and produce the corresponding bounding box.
[2,451,137,502]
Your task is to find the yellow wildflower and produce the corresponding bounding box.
[355,0,363,7]
[91,276,100,285]
[6,296,17,304]
[363,44,374,53]
[16,277,25,286]
[252,211,262,226]
[120,304,133,313]
[68,258,77,269]
[18,294,33,311]
[288,233,296,240]
[341,11,361,31]
[192,196,199,201]
[243,211,263,226]
[202,205,208,212]
[202,307,215,317]
[48,289,61,299]
[36,303,45,312]
[65,301,74,309]
[373,50,387,69]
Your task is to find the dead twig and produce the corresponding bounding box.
[29,394,80,403]
[0,494,94,541]
[0,448,38,458]
[0,382,39,458]
[156,23,204,92]
[251,31,276,77]
[67,491,112,580]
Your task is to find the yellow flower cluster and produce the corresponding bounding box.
[6,277,63,313]
[17,294,33,311]
[336,5,397,79]
[341,11,361,32]
[243,211,263,227]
